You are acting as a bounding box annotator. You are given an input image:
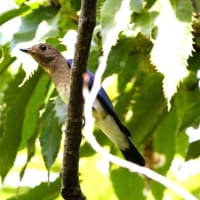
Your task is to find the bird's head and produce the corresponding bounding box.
[20,43,71,102]
[20,43,64,74]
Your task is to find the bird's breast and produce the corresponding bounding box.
[56,83,70,104]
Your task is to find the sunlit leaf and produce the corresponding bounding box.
[171,0,193,22]
[0,4,29,26]
[80,155,117,200]
[13,6,59,46]
[101,0,132,55]
[20,72,50,148]
[7,178,60,200]
[0,0,200,199]
[19,73,50,179]
[129,0,143,13]
[151,0,193,109]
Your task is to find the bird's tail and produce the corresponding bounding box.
[120,137,145,166]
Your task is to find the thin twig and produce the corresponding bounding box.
[83,33,197,200]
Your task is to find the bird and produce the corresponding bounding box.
[20,43,145,166]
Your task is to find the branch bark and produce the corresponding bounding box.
[61,0,97,199]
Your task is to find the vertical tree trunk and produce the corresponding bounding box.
[61,0,97,199]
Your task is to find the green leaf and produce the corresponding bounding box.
[151,106,179,199]
[19,73,50,179]
[174,73,200,131]
[96,0,106,22]
[53,97,67,124]
[7,178,60,200]
[188,51,200,71]
[126,74,167,144]
[133,10,159,37]
[144,0,156,9]
[170,0,193,22]
[0,68,41,180]
[153,107,178,172]
[20,73,50,148]
[0,44,16,74]
[0,4,29,26]
[176,130,189,157]
[111,167,145,200]
[151,0,193,108]
[80,141,95,157]
[101,0,132,55]
[12,6,59,45]
[20,117,40,180]
[186,140,200,160]
[39,100,62,171]
[45,37,67,52]
[129,0,143,13]
[101,0,121,33]
[105,37,131,77]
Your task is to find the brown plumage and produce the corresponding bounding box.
[20,43,71,103]
[20,43,145,166]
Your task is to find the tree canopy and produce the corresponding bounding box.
[0,0,200,199]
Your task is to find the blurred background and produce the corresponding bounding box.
[0,0,200,199]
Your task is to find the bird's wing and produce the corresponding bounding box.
[66,59,131,137]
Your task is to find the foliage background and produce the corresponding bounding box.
[0,0,200,199]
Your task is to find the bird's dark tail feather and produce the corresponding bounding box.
[121,138,145,166]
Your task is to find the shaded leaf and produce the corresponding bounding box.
[0,68,41,180]
[8,178,60,200]
[153,106,178,172]
[39,100,62,171]
[105,36,131,77]
[175,73,200,131]
[186,140,200,160]
[151,105,179,199]
[20,116,41,180]
[133,10,159,37]
[176,130,189,157]
[127,74,167,144]
[111,167,145,200]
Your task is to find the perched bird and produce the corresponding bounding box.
[20,43,145,166]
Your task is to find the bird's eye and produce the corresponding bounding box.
[40,44,47,51]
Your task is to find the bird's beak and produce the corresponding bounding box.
[20,48,31,54]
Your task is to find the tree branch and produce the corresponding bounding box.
[61,0,97,199]
[83,39,197,200]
